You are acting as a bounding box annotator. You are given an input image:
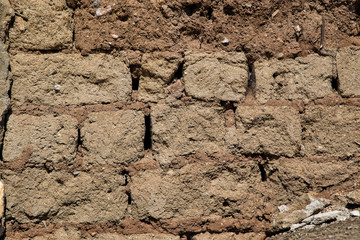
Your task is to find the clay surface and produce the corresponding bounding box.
[301,105,360,158]
[9,0,73,50]
[10,53,131,106]
[4,168,127,224]
[255,54,337,104]
[151,102,227,166]
[3,114,78,167]
[336,46,360,97]
[235,106,301,157]
[184,51,248,102]
[81,110,145,166]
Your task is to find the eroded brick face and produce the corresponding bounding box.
[81,110,145,166]
[10,53,131,106]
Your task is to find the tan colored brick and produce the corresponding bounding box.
[151,103,226,166]
[184,52,248,102]
[336,46,360,97]
[10,53,131,106]
[4,168,127,224]
[255,54,337,104]
[138,53,183,102]
[235,106,301,157]
[0,0,12,42]
[131,160,284,220]
[301,105,360,157]
[81,110,144,166]
[3,114,78,166]
[9,0,73,50]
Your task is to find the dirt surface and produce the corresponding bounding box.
[74,0,360,61]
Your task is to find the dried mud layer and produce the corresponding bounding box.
[1,0,360,240]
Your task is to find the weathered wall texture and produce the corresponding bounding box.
[1,0,360,239]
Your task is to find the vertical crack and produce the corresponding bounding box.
[331,76,339,93]
[144,114,152,150]
[257,162,267,182]
[130,64,141,91]
[0,109,11,163]
[245,61,256,100]
[173,61,184,80]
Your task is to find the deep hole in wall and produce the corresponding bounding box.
[130,64,141,91]
[257,162,267,181]
[245,61,256,98]
[144,114,152,150]
[173,62,184,80]
[331,76,339,92]
[184,3,201,16]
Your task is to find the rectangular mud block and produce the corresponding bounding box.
[151,103,227,166]
[81,110,145,166]
[301,105,360,157]
[138,52,183,102]
[267,158,360,193]
[3,114,78,166]
[184,52,248,102]
[235,106,301,157]
[4,168,127,224]
[255,54,337,104]
[336,46,360,97]
[130,159,286,222]
[10,53,132,106]
[9,0,73,50]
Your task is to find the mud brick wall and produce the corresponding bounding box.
[0,0,360,239]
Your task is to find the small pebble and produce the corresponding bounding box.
[54,84,61,92]
[221,37,229,44]
[72,171,80,176]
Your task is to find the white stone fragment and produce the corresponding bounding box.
[221,37,229,44]
[290,222,306,231]
[96,5,111,16]
[278,205,289,213]
[350,210,360,217]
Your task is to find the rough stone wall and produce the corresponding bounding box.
[0,0,360,239]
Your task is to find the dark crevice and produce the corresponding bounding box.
[257,162,267,181]
[180,232,196,240]
[38,49,65,54]
[346,203,360,209]
[126,189,132,205]
[184,4,201,16]
[265,227,291,238]
[0,101,12,163]
[222,200,230,207]
[331,76,339,93]
[354,0,360,15]
[173,62,184,80]
[224,4,236,15]
[245,61,256,98]
[144,114,152,150]
[130,64,141,90]
[220,101,237,113]
[76,128,82,149]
